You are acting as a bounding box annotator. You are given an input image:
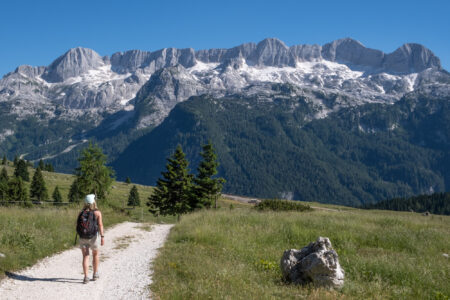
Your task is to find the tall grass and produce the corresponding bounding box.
[151,208,450,299]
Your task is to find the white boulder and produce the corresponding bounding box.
[280,237,344,289]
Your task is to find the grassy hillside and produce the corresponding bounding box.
[0,163,172,279]
[151,203,450,299]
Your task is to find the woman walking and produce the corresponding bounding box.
[76,194,105,284]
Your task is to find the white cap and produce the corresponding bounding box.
[85,194,96,204]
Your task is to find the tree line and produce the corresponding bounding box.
[362,192,450,215]
[1,141,224,217]
[0,157,59,206]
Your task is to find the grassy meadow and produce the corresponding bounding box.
[1,162,449,299]
[0,162,173,279]
[151,203,450,299]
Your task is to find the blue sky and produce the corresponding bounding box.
[0,0,449,76]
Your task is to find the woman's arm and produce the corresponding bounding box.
[96,211,105,246]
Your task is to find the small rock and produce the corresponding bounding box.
[443,253,449,258]
[280,237,344,289]
[0,253,5,258]
[422,211,430,216]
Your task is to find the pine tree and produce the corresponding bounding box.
[45,163,54,172]
[194,141,226,209]
[14,159,30,181]
[2,155,6,165]
[0,167,8,182]
[127,185,140,207]
[13,155,18,166]
[125,177,131,184]
[8,176,31,207]
[147,145,193,217]
[30,167,48,202]
[52,186,62,206]
[38,159,45,170]
[0,168,8,205]
[68,178,84,203]
[73,143,114,202]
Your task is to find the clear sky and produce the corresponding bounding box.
[0,0,449,76]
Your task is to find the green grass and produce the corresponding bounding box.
[151,206,450,299]
[0,163,175,279]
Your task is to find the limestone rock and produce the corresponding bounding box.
[383,43,441,74]
[280,237,344,289]
[43,47,105,82]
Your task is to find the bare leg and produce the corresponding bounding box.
[92,249,99,275]
[81,248,90,277]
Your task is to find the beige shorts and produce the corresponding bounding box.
[79,235,100,250]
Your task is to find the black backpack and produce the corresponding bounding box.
[76,209,99,239]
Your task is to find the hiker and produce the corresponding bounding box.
[76,194,105,284]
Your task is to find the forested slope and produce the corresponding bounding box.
[113,91,450,206]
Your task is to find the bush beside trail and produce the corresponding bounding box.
[255,199,311,212]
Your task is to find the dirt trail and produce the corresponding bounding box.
[0,222,173,300]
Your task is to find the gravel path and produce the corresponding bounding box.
[0,222,173,300]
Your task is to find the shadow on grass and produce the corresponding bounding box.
[5,271,81,283]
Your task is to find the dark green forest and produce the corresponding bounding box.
[362,192,450,215]
[113,91,450,206]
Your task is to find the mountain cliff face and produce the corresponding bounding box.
[0,37,448,203]
[1,38,445,117]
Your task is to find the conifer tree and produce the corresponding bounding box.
[73,143,114,202]
[14,159,30,181]
[0,168,8,205]
[52,186,62,205]
[194,141,225,209]
[125,177,131,184]
[127,185,140,207]
[45,163,54,172]
[13,155,18,166]
[38,159,45,170]
[147,145,193,217]
[2,155,6,165]
[30,167,48,202]
[0,167,8,182]
[68,178,83,203]
[8,176,31,207]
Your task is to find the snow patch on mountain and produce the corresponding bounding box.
[0,129,14,143]
[55,65,130,86]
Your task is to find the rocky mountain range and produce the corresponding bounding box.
[0,37,449,203]
[1,38,447,124]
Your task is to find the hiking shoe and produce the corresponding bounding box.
[92,273,99,281]
[83,276,89,284]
